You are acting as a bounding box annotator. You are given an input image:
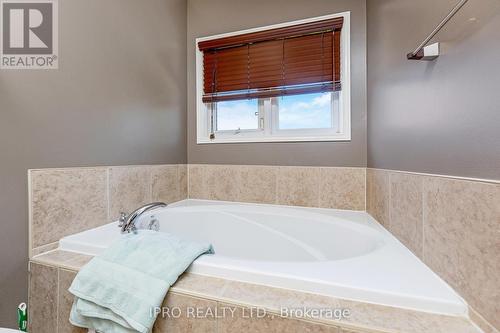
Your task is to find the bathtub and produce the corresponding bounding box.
[59,200,466,316]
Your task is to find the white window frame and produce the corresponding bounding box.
[195,11,351,144]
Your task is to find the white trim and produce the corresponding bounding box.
[195,12,351,144]
[197,134,351,144]
[367,168,500,185]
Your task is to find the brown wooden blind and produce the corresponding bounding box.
[199,17,343,103]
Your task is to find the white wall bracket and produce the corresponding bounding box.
[407,42,440,61]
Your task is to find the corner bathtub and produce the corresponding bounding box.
[59,200,466,316]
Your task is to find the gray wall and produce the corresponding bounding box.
[0,0,186,327]
[187,0,367,167]
[367,0,500,180]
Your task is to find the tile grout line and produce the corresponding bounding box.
[316,168,320,207]
[149,166,153,202]
[187,164,191,199]
[56,268,60,333]
[421,177,426,262]
[106,167,110,222]
[28,170,33,258]
[215,300,219,332]
[176,164,180,201]
[387,171,392,230]
[275,166,279,204]
[364,168,367,212]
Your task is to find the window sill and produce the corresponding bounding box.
[197,134,351,144]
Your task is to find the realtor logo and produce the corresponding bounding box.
[1,0,58,69]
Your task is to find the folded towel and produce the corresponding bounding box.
[68,230,214,333]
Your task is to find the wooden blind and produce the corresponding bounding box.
[199,17,343,103]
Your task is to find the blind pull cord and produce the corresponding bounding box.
[210,50,217,139]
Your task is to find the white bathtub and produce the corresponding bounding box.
[59,200,466,316]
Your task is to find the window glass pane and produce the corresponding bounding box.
[215,99,259,131]
[278,92,332,130]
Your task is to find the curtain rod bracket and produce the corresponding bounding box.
[407,42,440,61]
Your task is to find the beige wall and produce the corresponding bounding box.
[187,0,367,167]
[0,0,187,327]
[367,0,500,180]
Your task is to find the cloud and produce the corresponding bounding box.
[278,92,332,129]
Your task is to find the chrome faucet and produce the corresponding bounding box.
[119,202,167,233]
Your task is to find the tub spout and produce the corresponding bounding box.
[120,202,167,233]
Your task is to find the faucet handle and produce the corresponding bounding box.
[118,212,128,227]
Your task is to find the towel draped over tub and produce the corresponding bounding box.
[68,230,214,333]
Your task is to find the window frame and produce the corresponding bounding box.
[195,12,351,144]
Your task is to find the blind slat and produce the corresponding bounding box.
[200,17,342,103]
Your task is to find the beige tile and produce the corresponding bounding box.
[423,177,500,329]
[152,165,180,203]
[31,241,59,257]
[214,274,480,333]
[217,303,338,333]
[219,279,304,311]
[58,269,86,333]
[153,293,217,333]
[277,167,320,207]
[366,169,390,227]
[29,263,58,333]
[178,165,188,200]
[319,168,365,210]
[32,250,80,266]
[389,172,424,258]
[32,250,93,271]
[172,273,227,298]
[109,166,151,221]
[62,254,93,271]
[205,165,240,201]
[30,168,107,248]
[26,263,481,333]
[188,165,207,199]
[239,166,277,204]
[469,306,499,333]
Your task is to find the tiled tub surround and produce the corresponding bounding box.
[367,169,500,333]
[30,251,482,333]
[28,165,187,257]
[188,164,366,210]
[28,164,498,332]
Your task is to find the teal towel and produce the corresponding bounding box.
[68,230,214,333]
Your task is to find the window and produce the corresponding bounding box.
[215,99,259,131]
[196,12,350,143]
[277,92,336,130]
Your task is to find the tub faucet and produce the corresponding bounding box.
[119,202,167,233]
